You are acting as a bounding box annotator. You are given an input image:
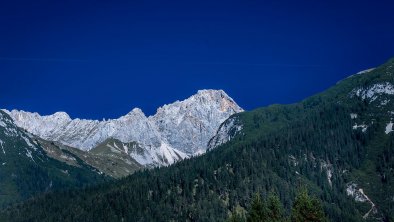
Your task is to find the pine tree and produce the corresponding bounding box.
[266,192,285,222]
[246,193,267,222]
[228,210,245,222]
[291,188,326,222]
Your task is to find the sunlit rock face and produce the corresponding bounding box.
[3,89,243,165]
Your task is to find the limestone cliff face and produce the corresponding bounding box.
[3,89,243,166]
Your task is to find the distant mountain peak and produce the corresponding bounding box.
[195,89,233,100]
[196,89,225,96]
[3,89,243,165]
[193,89,242,112]
[151,89,243,154]
[123,108,145,118]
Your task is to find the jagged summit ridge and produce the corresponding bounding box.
[3,89,243,165]
[151,89,243,154]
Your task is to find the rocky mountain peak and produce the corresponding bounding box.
[121,108,146,119]
[199,90,241,111]
[3,89,243,165]
[52,111,71,121]
[150,89,243,155]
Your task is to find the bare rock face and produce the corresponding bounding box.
[207,115,243,150]
[150,89,243,155]
[3,89,243,166]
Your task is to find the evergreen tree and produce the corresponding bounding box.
[266,192,286,222]
[291,188,326,222]
[228,210,245,222]
[246,193,267,222]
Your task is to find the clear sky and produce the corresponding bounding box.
[1,0,394,119]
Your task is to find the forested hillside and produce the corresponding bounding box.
[2,58,394,221]
[0,111,109,208]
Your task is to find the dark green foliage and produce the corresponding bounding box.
[1,58,394,221]
[267,192,286,222]
[245,192,286,222]
[246,193,267,222]
[231,190,320,222]
[228,211,245,222]
[291,188,326,222]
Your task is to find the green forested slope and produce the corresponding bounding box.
[0,111,109,208]
[2,58,394,221]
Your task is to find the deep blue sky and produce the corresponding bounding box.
[1,0,394,119]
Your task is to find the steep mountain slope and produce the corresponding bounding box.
[3,58,394,222]
[150,90,243,155]
[210,59,394,220]
[0,110,108,207]
[36,138,141,178]
[3,89,242,166]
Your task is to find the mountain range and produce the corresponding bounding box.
[0,89,242,206]
[1,58,394,221]
[3,89,242,167]
[0,110,109,207]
